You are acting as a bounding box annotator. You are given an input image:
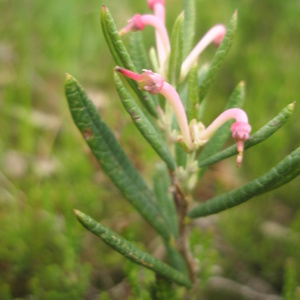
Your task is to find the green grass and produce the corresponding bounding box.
[0,0,299,298]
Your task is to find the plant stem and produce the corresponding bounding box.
[171,172,198,283]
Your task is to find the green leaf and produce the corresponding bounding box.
[101,5,158,118]
[74,210,192,288]
[198,81,245,165]
[183,0,196,58]
[114,73,176,171]
[187,64,200,122]
[199,10,237,102]
[129,31,149,73]
[175,142,187,168]
[65,74,171,239]
[198,102,295,167]
[168,12,184,87]
[153,163,178,237]
[189,146,300,218]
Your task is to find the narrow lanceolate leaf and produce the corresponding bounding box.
[168,12,184,87]
[114,73,176,171]
[74,210,192,288]
[198,81,245,164]
[198,102,295,167]
[153,163,179,237]
[183,0,196,58]
[101,5,158,118]
[199,10,237,103]
[65,74,171,240]
[187,64,200,122]
[129,31,149,73]
[189,146,300,218]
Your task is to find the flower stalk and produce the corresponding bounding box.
[147,0,166,71]
[119,14,170,69]
[180,24,226,81]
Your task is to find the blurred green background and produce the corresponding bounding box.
[0,0,299,299]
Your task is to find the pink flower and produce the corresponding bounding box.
[119,13,170,72]
[180,25,226,81]
[115,67,193,149]
[197,108,251,166]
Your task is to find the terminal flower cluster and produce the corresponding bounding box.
[118,0,251,166]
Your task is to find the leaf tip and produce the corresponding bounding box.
[114,66,122,73]
[65,73,72,80]
[239,80,245,87]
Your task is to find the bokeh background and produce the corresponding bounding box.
[1,0,300,299]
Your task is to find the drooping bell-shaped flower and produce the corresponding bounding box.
[196,108,252,166]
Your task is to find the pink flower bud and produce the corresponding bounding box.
[213,25,226,47]
[119,14,145,36]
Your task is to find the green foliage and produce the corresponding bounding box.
[283,258,300,300]
[151,275,178,300]
[124,261,154,300]
[187,64,200,122]
[65,74,171,240]
[74,210,192,288]
[190,147,300,218]
[168,12,184,87]
[114,73,176,171]
[182,0,196,58]
[2,0,300,298]
[198,80,245,165]
[199,102,295,167]
[101,5,158,118]
[129,32,150,73]
[198,10,237,102]
[189,228,219,287]
[153,164,179,237]
[0,201,90,299]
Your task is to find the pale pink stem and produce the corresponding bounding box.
[141,14,170,58]
[153,3,166,71]
[160,82,193,149]
[198,108,248,140]
[180,24,226,81]
[151,2,165,23]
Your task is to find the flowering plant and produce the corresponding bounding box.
[65,0,299,296]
